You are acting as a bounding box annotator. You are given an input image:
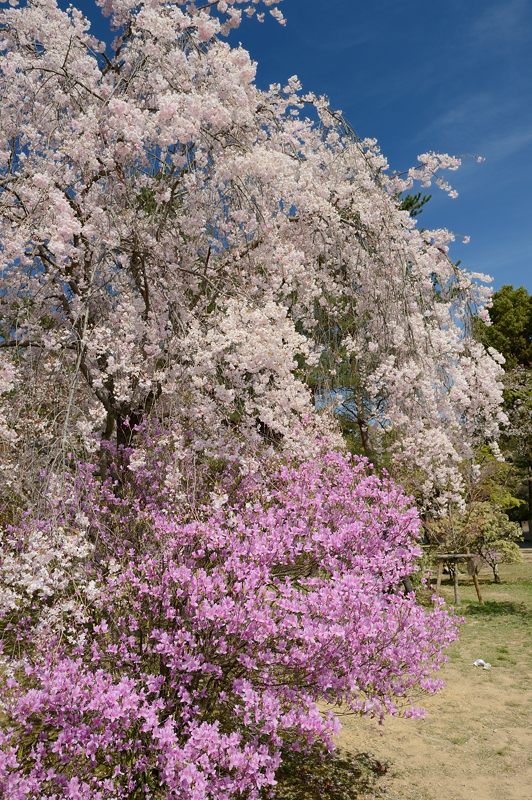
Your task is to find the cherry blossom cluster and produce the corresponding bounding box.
[0,447,458,798]
[0,0,505,509]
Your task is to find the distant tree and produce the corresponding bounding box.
[474,285,532,534]
[426,448,524,582]
[503,366,532,533]
[474,285,532,369]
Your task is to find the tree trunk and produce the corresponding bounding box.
[357,414,371,458]
[115,388,161,449]
[528,465,532,543]
[116,410,144,449]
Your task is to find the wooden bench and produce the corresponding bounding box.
[434,553,483,605]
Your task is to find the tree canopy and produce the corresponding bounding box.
[474,285,531,531]
[474,284,532,369]
[0,0,505,511]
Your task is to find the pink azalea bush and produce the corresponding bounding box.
[0,449,457,799]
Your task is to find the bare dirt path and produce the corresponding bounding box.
[337,556,532,800]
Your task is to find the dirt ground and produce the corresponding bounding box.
[337,554,532,800]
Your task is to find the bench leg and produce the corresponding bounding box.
[472,571,483,604]
[435,562,443,596]
[453,566,460,605]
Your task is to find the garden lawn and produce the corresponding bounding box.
[336,554,532,800]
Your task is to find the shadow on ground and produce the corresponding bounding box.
[274,746,388,800]
[464,599,530,617]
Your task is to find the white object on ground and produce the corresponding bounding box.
[473,659,492,669]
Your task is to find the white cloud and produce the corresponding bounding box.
[471,0,531,47]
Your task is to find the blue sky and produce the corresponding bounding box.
[235,0,532,291]
[78,1,532,290]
